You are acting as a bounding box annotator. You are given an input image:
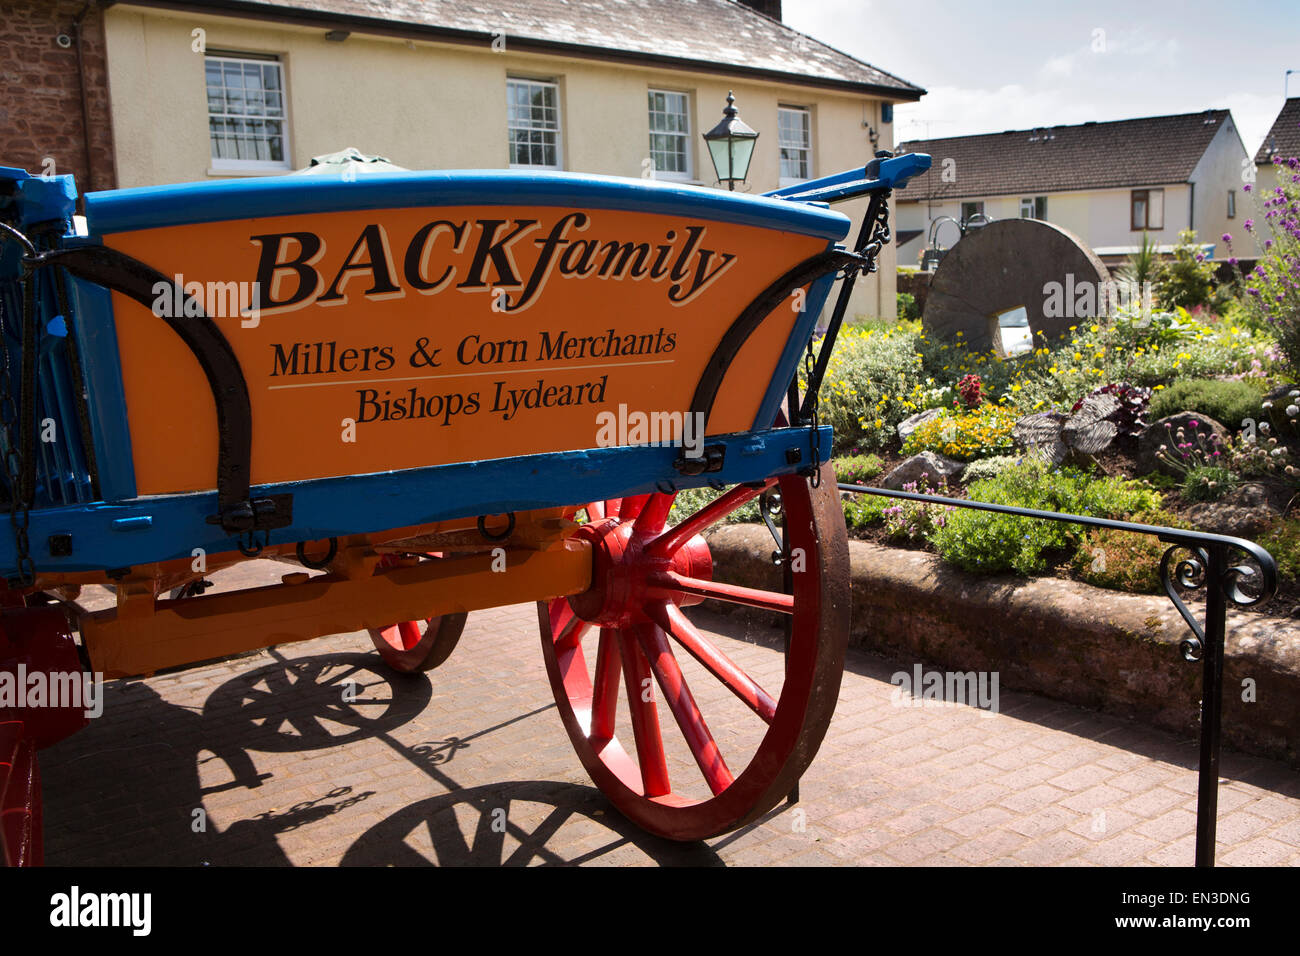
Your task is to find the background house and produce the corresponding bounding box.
[0,0,925,320]
[1254,97,1299,199]
[893,110,1257,268]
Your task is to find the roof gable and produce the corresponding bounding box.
[895,110,1231,201]
[1256,98,1300,164]
[126,0,924,97]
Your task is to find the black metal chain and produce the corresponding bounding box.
[804,338,820,487]
[0,270,34,586]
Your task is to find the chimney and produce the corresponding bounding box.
[739,0,782,21]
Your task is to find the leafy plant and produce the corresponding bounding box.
[1259,515,1300,580]
[929,460,1160,574]
[1154,419,1229,475]
[834,453,885,484]
[1073,509,1182,593]
[809,322,926,453]
[1156,229,1219,311]
[955,373,985,409]
[1147,378,1262,430]
[1070,381,1152,437]
[1229,155,1300,376]
[843,493,890,529]
[1115,231,1162,292]
[880,476,953,542]
[1181,465,1237,502]
[1228,432,1297,482]
[903,404,1017,461]
[897,291,920,320]
[959,455,1021,483]
[667,487,758,526]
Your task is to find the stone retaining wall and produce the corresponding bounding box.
[708,524,1300,767]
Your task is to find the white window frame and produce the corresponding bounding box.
[205,52,291,173]
[778,105,812,187]
[507,77,563,170]
[647,88,693,181]
[1019,196,1047,220]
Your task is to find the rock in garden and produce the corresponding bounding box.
[1264,382,1300,405]
[883,451,964,490]
[896,408,944,443]
[1137,412,1229,476]
[1185,482,1282,538]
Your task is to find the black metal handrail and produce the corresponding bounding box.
[837,481,1280,868]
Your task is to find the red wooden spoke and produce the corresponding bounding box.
[605,498,623,518]
[554,613,590,653]
[618,494,651,519]
[616,628,671,797]
[647,601,777,724]
[631,492,676,537]
[587,501,606,520]
[654,571,794,614]
[647,478,777,558]
[396,620,422,650]
[590,628,621,743]
[633,622,734,796]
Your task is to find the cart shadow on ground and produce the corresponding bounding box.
[40,647,724,867]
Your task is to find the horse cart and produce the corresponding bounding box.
[0,149,929,864]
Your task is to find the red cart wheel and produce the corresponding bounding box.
[0,721,42,866]
[539,464,848,841]
[367,554,468,673]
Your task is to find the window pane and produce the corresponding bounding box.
[648,89,689,177]
[206,56,289,166]
[507,79,561,167]
[778,106,811,181]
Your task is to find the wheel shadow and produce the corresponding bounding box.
[43,647,724,866]
[341,780,722,866]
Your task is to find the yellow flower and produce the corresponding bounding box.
[1090,324,1100,332]
[874,418,883,428]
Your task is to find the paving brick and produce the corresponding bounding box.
[34,599,1300,868]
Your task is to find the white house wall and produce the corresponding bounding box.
[102,3,901,319]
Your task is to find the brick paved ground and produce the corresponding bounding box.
[38,562,1300,866]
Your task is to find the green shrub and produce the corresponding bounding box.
[810,322,926,453]
[1073,509,1183,593]
[1147,378,1262,430]
[1181,465,1238,502]
[667,487,759,526]
[897,291,920,320]
[844,493,890,529]
[834,453,885,484]
[901,404,1018,461]
[929,461,1160,574]
[1155,229,1219,311]
[959,455,1021,483]
[1259,516,1300,581]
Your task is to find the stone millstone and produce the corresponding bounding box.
[1137,412,1230,476]
[883,451,965,490]
[1185,482,1283,538]
[922,218,1110,355]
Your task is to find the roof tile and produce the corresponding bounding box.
[895,110,1230,200]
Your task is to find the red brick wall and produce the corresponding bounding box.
[0,0,116,194]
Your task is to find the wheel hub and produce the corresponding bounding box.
[569,516,711,628]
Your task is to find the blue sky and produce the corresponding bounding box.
[783,0,1300,154]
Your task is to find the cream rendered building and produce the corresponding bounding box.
[97,0,924,319]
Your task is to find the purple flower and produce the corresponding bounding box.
[1244,183,1252,192]
[1222,233,1232,243]
[1244,219,1254,231]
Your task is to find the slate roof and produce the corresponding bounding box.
[894,110,1232,201]
[128,0,924,98]
[1255,98,1300,164]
